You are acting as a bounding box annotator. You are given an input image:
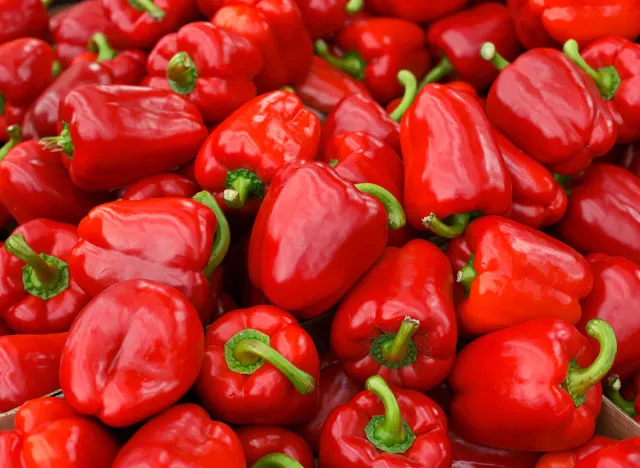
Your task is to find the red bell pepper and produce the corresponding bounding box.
[0,0,50,45]
[366,0,466,23]
[236,425,315,468]
[42,84,208,191]
[424,3,521,91]
[316,18,430,104]
[101,0,197,49]
[319,375,452,466]
[483,44,617,175]
[446,216,593,335]
[0,397,120,467]
[0,334,66,413]
[0,127,109,226]
[402,83,512,236]
[556,164,640,264]
[450,429,541,467]
[195,305,320,425]
[69,191,230,316]
[121,172,200,200]
[450,318,617,451]
[194,90,320,212]
[60,279,204,427]
[0,220,91,334]
[492,128,568,229]
[331,239,457,391]
[145,22,262,125]
[536,435,617,467]
[248,161,406,319]
[112,404,245,467]
[619,142,640,177]
[212,0,314,92]
[295,0,364,38]
[574,436,640,467]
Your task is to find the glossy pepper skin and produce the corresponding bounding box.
[195,305,320,425]
[0,0,49,45]
[43,85,208,192]
[402,84,511,236]
[556,164,640,264]
[145,22,262,125]
[319,375,452,467]
[450,318,617,452]
[331,240,457,391]
[0,397,120,468]
[447,216,593,336]
[195,91,321,212]
[121,172,200,200]
[112,404,245,467]
[450,429,541,468]
[60,279,205,427]
[535,435,616,468]
[237,425,315,468]
[574,436,640,467]
[0,220,91,334]
[295,0,364,38]
[485,46,617,176]
[366,0,466,23]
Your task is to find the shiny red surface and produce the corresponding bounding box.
[536,435,616,468]
[121,173,200,201]
[367,0,467,23]
[237,425,315,467]
[0,0,49,45]
[574,436,640,467]
[450,429,541,467]
[295,0,362,38]
[72,49,147,86]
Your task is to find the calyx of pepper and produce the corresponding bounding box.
[344,0,364,14]
[355,183,406,230]
[419,56,454,89]
[128,0,166,20]
[479,42,510,71]
[167,52,198,95]
[457,253,476,296]
[314,39,366,81]
[251,453,304,468]
[40,122,74,159]
[223,169,265,209]
[371,316,420,370]
[605,375,637,418]
[563,39,621,101]
[192,191,231,277]
[88,33,117,62]
[390,70,417,122]
[0,125,22,162]
[423,213,473,238]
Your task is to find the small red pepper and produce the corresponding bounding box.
[331,240,457,391]
[366,0,466,23]
[319,375,452,467]
[0,0,50,45]
[112,404,245,467]
[41,85,208,192]
[195,90,320,212]
[120,172,200,200]
[574,436,640,467]
[484,43,617,175]
[248,161,406,319]
[295,0,364,38]
[535,435,617,467]
[195,305,320,425]
[450,429,541,468]
[556,164,640,264]
[236,425,315,468]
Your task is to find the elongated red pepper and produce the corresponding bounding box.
[195,90,320,212]
[295,0,364,38]
[366,0,466,22]
[331,240,457,391]
[248,161,406,319]
[0,0,50,45]
[450,318,617,451]
[536,435,616,467]
[195,305,320,425]
[237,425,315,468]
[556,164,640,264]
[120,172,200,200]
[574,436,640,467]
[450,429,541,467]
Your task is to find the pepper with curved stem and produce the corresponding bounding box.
[423,213,472,239]
[389,70,417,122]
[563,39,621,101]
[314,40,365,81]
[345,0,364,14]
[88,33,117,62]
[192,191,231,277]
[419,57,454,89]
[479,42,510,71]
[605,375,637,418]
[222,169,264,210]
[355,183,406,230]
[252,453,304,468]
[167,52,198,95]
[0,125,22,161]
[129,0,166,20]
[382,316,420,363]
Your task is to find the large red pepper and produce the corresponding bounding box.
[195,305,320,425]
[120,172,200,200]
[248,161,406,319]
[0,397,120,467]
[450,429,541,467]
[0,219,91,334]
[574,437,640,467]
[446,216,593,336]
[236,425,315,468]
[145,22,262,124]
[319,375,452,467]
[195,90,320,212]
[535,435,616,467]
[331,240,457,391]
[112,404,245,467]
[556,164,640,264]
[366,0,466,23]
[42,85,208,192]
[402,83,512,236]
[483,44,617,175]
[0,0,50,45]
[295,0,364,39]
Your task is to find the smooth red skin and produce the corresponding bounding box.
[146,22,262,125]
[60,85,208,191]
[70,198,216,313]
[248,161,389,319]
[402,84,512,231]
[295,363,361,453]
[237,425,315,467]
[0,0,49,45]
[426,4,520,91]
[195,90,321,213]
[213,0,314,92]
[620,142,640,177]
[557,164,640,264]
[319,386,451,467]
[0,142,110,226]
[366,0,467,22]
[492,128,568,229]
[294,0,356,38]
[331,240,457,391]
[507,0,559,49]
[446,216,593,335]
[60,279,205,427]
[536,435,616,468]
[195,306,320,424]
[72,50,148,86]
[487,49,617,176]
[335,18,431,105]
[582,37,640,144]
[574,436,640,467]
[294,56,370,115]
[121,173,200,200]
[0,220,90,334]
[450,429,541,468]
[113,404,245,467]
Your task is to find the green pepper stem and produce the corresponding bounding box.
[52,61,61,78]
[251,453,304,468]
[280,85,295,93]
[0,125,22,162]
[419,56,454,89]
[552,173,573,196]
[192,191,231,277]
[234,339,315,395]
[89,33,117,62]
[479,42,510,71]
[314,39,365,80]
[606,375,636,417]
[355,183,406,230]
[562,39,620,100]
[40,122,74,158]
[457,254,477,294]
[167,52,198,95]
[423,213,471,238]
[389,70,417,122]
[5,235,58,285]
[345,0,364,14]
[365,376,406,447]
[0,93,5,115]
[128,0,166,20]
[222,169,264,210]
[41,0,53,8]
[382,317,420,363]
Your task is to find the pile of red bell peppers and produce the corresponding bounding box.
[0,0,639,466]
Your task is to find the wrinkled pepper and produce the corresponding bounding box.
[237,425,315,468]
[366,0,466,23]
[120,172,200,200]
[535,435,616,467]
[574,436,640,467]
[0,0,50,45]
[450,429,541,468]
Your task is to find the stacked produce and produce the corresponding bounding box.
[0,0,639,466]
